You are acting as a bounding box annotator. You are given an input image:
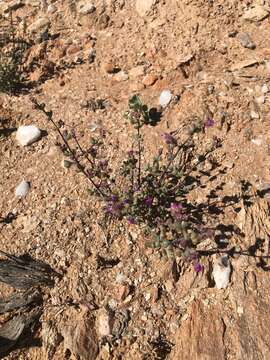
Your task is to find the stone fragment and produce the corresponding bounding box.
[250,110,260,119]
[15,180,30,197]
[16,125,41,146]
[47,4,56,14]
[238,32,256,49]
[3,0,24,13]
[78,1,96,15]
[255,95,265,105]
[97,309,112,337]
[103,62,116,74]
[230,59,259,71]
[261,84,269,93]
[129,65,145,79]
[62,307,99,360]
[28,18,50,33]
[142,74,158,86]
[212,256,231,289]
[116,284,130,301]
[136,0,158,16]
[243,6,269,22]
[113,70,129,82]
[159,90,172,107]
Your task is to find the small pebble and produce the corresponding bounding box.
[115,273,126,283]
[47,4,56,14]
[88,48,96,63]
[116,284,130,301]
[97,309,112,337]
[243,5,269,22]
[228,30,238,38]
[78,2,96,15]
[250,110,260,119]
[238,32,256,49]
[28,17,50,33]
[251,137,263,146]
[212,256,231,289]
[261,84,269,94]
[103,62,116,74]
[129,65,145,78]
[15,180,30,197]
[142,74,158,86]
[16,125,41,146]
[159,90,172,107]
[113,71,129,82]
[255,95,265,105]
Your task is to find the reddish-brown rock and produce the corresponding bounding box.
[142,74,158,86]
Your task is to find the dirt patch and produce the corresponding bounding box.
[1,0,270,359]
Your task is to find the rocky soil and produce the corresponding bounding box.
[1,0,270,359]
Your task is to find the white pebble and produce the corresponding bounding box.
[97,309,112,337]
[251,137,263,146]
[250,110,260,119]
[115,273,126,283]
[212,256,231,289]
[15,180,30,197]
[47,4,56,14]
[16,125,41,146]
[261,84,269,94]
[159,90,172,107]
[255,95,265,105]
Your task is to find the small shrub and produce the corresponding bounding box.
[32,96,220,272]
[0,24,28,94]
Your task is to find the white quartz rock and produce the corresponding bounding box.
[159,90,172,107]
[16,125,41,146]
[212,256,231,289]
[15,180,30,197]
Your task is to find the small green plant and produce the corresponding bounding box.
[32,96,220,272]
[0,22,28,94]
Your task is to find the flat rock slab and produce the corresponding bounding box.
[243,6,269,22]
[28,17,50,33]
[136,0,158,16]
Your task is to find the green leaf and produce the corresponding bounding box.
[129,95,142,109]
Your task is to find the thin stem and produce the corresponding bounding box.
[32,99,107,198]
[72,132,95,167]
[131,152,134,191]
[158,138,190,185]
[185,147,215,178]
[52,118,106,197]
[137,125,141,187]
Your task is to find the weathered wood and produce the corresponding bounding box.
[0,289,42,314]
[0,308,42,357]
[0,251,56,290]
[0,251,58,358]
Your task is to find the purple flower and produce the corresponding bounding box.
[172,238,188,248]
[99,180,108,189]
[204,118,214,128]
[170,202,185,219]
[110,195,118,202]
[170,202,183,211]
[127,216,136,224]
[162,133,177,145]
[86,169,94,178]
[193,261,204,273]
[104,196,126,217]
[98,160,108,170]
[127,150,134,157]
[133,184,140,192]
[212,136,221,148]
[144,196,153,206]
